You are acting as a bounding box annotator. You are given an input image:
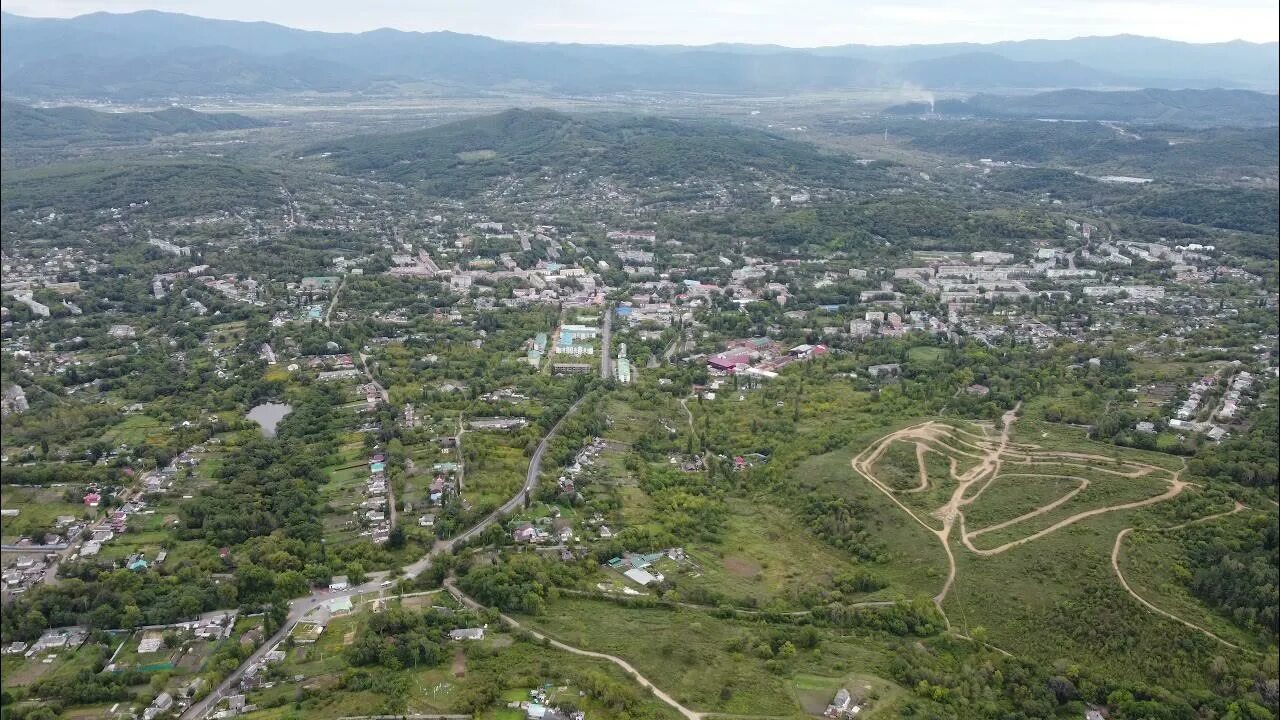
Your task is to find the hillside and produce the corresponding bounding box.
[884,88,1280,126]
[839,118,1280,180]
[0,102,265,145]
[314,108,887,195]
[0,159,280,215]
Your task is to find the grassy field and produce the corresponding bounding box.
[519,597,803,716]
[674,497,899,609]
[1,637,116,688]
[463,436,527,511]
[1,485,92,541]
[101,413,169,447]
[945,504,1247,692]
[968,467,1173,550]
[794,432,952,602]
[961,473,1084,530]
[241,621,686,720]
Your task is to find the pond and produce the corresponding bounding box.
[246,403,292,438]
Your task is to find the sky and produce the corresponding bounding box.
[2,0,1278,45]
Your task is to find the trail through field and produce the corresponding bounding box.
[963,474,1089,538]
[1110,501,1254,651]
[851,406,1020,625]
[851,415,1262,657]
[901,442,932,493]
[445,580,709,720]
[961,466,1187,556]
[847,408,1224,638]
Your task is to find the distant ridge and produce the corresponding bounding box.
[883,88,1280,126]
[2,11,1275,101]
[0,101,265,145]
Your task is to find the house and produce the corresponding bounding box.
[624,567,663,586]
[328,597,353,615]
[449,628,485,641]
[598,526,613,539]
[138,633,165,654]
[825,687,858,718]
[83,492,101,507]
[143,692,174,720]
[867,363,901,379]
[513,524,538,543]
[1135,421,1156,434]
[329,575,349,592]
[127,558,149,571]
[1085,711,1105,720]
[418,514,436,528]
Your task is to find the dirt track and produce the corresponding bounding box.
[1110,502,1252,651]
[848,410,1226,636]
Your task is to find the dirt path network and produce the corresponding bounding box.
[851,406,1020,625]
[852,415,1255,656]
[962,468,1187,557]
[849,409,1209,627]
[963,474,1089,539]
[1110,501,1252,651]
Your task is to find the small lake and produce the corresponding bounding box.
[246,403,292,438]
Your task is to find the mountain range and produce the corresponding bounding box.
[2,11,1276,101]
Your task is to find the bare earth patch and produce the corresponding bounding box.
[723,555,762,578]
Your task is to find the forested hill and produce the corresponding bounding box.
[884,88,1280,126]
[0,102,264,146]
[312,108,887,195]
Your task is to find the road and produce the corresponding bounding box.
[444,579,703,720]
[182,396,585,719]
[322,276,345,327]
[407,395,586,575]
[599,305,613,380]
[358,352,389,403]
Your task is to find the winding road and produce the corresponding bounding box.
[181,396,586,719]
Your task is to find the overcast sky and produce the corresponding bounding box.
[3,0,1277,45]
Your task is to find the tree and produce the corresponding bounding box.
[347,563,367,586]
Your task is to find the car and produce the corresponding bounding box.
[381,580,393,588]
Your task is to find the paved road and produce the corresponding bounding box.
[182,395,584,719]
[599,305,613,380]
[406,395,585,576]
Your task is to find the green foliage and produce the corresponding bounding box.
[457,552,586,614]
[0,160,279,216]
[1183,513,1279,635]
[1,101,263,146]
[316,109,885,196]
